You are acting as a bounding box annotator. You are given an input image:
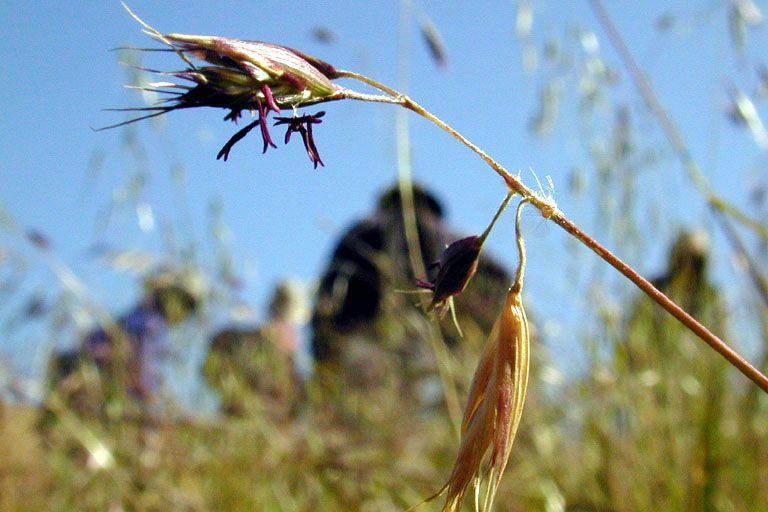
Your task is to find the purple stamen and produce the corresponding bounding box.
[274,111,326,168]
[415,278,435,290]
[217,119,260,161]
[217,100,278,161]
[224,109,242,123]
[261,84,281,113]
[303,122,324,168]
[255,99,277,153]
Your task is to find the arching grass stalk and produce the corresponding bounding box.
[336,69,768,393]
[108,5,768,393]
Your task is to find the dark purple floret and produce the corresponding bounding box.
[416,235,483,311]
[274,111,326,169]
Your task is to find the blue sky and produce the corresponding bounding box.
[1,1,766,392]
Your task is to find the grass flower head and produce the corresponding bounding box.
[101,4,348,166]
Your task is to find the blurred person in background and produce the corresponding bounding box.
[624,230,725,369]
[42,268,202,421]
[618,229,729,511]
[204,279,308,420]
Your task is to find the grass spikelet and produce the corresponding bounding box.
[431,199,531,512]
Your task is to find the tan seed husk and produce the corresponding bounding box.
[431,198,531,512]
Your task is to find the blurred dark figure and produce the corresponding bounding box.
[651,230,715,318]
[43,270,200,419]
[204,280,306,419]
[619,229,729,512]
[625,230,723,367]
[311,184,510,387]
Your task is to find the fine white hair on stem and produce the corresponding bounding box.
[527,168,558,220]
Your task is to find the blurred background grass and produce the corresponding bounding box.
[2,266,766,511]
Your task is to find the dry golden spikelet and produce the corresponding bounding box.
[411,198,531,512]
[441,285,530,512]
[408,204,530,512]
[485,284,529,508]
